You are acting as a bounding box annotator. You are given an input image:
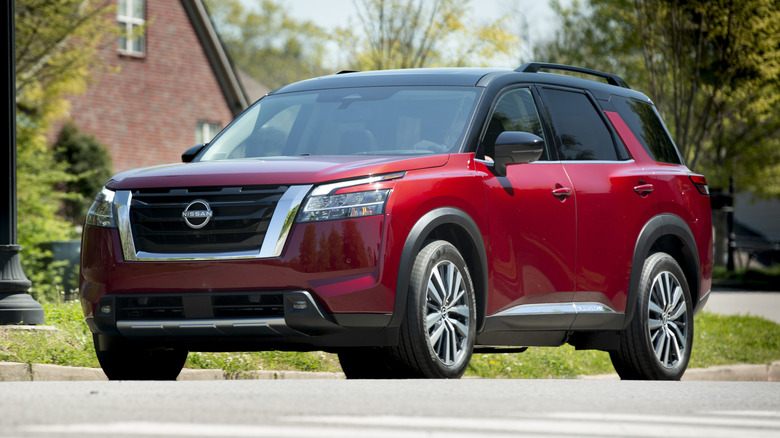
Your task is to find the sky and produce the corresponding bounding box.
[280,0,563,69]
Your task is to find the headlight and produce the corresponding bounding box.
[297,189,390,222]
[85,187,117,228]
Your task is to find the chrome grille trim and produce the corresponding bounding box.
[117,185,312,261]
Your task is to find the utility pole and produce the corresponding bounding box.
[0,0,45,324]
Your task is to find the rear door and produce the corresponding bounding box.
[537,87,659,317]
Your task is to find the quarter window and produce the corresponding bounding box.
[541,88,620,161]
[610,96,682,164]
[118,0,145,55]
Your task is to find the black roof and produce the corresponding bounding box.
[270,64,651,103]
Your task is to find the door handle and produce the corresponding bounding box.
[633,183,654,196]
[552,186,573,200]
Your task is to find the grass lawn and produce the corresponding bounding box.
[2,301,779,378]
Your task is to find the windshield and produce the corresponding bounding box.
[198,86,481,161]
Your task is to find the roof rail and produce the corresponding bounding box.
[516,62,630,89]
[335,70,359,75]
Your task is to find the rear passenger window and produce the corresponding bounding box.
[610,96,683,164]
[541,88,620,161]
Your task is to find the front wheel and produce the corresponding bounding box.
[391,240,476,378]
[94,334,188,380]
[610,252,694,380]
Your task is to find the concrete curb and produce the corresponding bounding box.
[0,362,345,381]
[579,361,780,381]
[3,360,778,382]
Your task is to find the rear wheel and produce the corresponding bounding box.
[93,334,188,380]
[610,252,693,380]
[391,240,476,378]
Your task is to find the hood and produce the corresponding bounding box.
[107,155,450,190]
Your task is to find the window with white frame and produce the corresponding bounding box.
[196,121,222,144]
[118,0,145,55]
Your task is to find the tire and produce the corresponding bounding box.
[390,240,476,378]
[93,334,188,381]
[610,252,694,380]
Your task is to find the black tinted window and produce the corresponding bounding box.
[610,96,682,164]
[482,87,548,161]
[541,88,619,161]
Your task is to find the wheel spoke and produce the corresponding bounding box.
[449,304,470,319]
[449,272,464,305]
[670,285,683,310]
[429,322,445,347]
[426,312,442,331]
[648,317,664,331]
[669,321,686,346]
[662,272,672,307]
[450,319,469,338]
[653,328,666,359]
[427,277,443,306]
[442,321,453,363]
[447,321,457,364]
[667,328,682,364]
[669,298,687,322]
[661,328,672,366]
[648,299,664,316]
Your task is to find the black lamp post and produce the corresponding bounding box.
[1,0,45,324]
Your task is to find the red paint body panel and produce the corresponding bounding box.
[481,161,576,314]
[109,155,449,189]
[563,161,660,312]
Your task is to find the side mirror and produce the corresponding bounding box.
[493,132,544,176]
[182,143,207,163]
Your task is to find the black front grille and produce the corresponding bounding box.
[116,293,285,320]
[129,186,286,254]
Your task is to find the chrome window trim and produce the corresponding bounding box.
[117,185,313,261]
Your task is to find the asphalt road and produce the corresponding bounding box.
[0,379,778,438]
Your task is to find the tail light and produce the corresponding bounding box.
[689,175,709,196]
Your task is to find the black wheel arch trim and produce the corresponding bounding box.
[625,214,702,328]
[390,207,489,331]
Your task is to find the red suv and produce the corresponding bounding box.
[80,63,713,380]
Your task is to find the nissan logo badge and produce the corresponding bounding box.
[182,199,213,229]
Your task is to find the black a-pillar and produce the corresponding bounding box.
[1,0,44,324]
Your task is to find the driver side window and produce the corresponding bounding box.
[481,87,547,161]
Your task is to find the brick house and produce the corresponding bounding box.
[58,0,267,172]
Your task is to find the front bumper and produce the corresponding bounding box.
[88,290,395,351]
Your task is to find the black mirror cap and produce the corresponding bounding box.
[493,132,545,176]
[182,143,207,163]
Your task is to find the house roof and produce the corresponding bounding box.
[180,0,249,117]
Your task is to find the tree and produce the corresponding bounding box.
[53,122,114,225]
[14,0,115,301]
[338,0,520,70]
[203,0,329,90]
[535,0,780,195]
